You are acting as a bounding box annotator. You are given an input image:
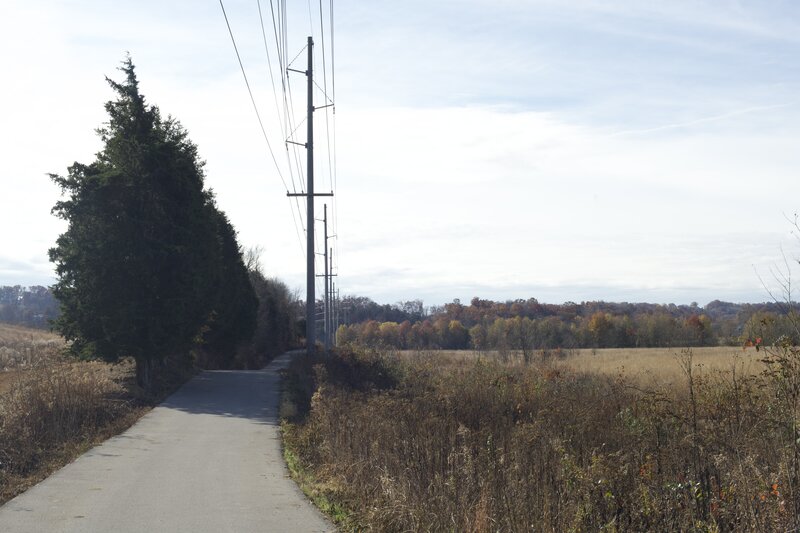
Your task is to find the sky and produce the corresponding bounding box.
[1,0,800,307]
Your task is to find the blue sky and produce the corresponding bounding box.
[1,0,799,306]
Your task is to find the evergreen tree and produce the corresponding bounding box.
[49,57,254,388]
[200,207,259,367]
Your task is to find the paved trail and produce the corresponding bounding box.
[0,351,333,532]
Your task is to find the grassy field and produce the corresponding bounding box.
[0,322,187,504]
[563,346,764,383]
[284,344,800,531]
[0,323,64,396]
[401,346,766,384]
[0,323,63,368]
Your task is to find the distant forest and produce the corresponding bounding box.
[0,285,59,328]
[3,287,798,350]
[337,296,800,350]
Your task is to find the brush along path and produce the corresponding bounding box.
[0,351,333,533]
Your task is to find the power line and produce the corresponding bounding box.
[330,0,335,105]
[332,111,339,250]
[330,0,340,284]
[267,0,312,257]
[318,0,334,195]
[283,45,309,236]
[287,115,308,142]
[257,0,306,258]
[218,0,288,193]
[257,0,298,195]
[221,0,304,257]
[283,42,307,202]
[287,44,308,69]
[267,0,308,237]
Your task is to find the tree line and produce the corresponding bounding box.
[336,296,800,351]
[0,286,59,328]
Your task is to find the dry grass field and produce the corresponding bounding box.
[0,323,64,369]
[0,323,64,396]
[0,322,185,504]
[400,346,765,384]
[285,344,800,531]
[562,346,764,383]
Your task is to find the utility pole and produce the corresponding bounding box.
[332,282,338,346]
[287,36,332,356]
[328,247,333,348]
[316,207,336,351]
[323,205,330,351]
[303,35,315,356]
[335,283,339,345]
[337,286,340,341]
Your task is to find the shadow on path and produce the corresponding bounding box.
[159,370,278,423]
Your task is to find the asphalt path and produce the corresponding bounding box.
[0,351,333,532]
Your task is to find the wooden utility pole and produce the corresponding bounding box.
[287,36,332,356]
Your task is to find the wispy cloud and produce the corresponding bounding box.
[609,103,795,137]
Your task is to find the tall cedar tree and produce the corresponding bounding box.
[200,207,259,367]
[49,58,256,388]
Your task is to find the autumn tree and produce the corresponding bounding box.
[446,320,470,349]
[588,312,614,348]
[378,322,401,347]
[685,314,714,346]
[469,324,488,351]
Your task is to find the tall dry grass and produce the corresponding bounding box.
[559,346,764,382]
[402,346,767,386]
[0,323,180,503]
[0,323,63,370]
[0,363,128,485]
[283,346,800,531]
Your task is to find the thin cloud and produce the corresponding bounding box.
[609,103,795,137]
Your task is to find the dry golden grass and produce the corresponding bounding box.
[400,346,767,385]
[0,371,21,396]
[0,322,65,396]
[0,322,64,371]
[0,322,189,504]
[560,346,766,384]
